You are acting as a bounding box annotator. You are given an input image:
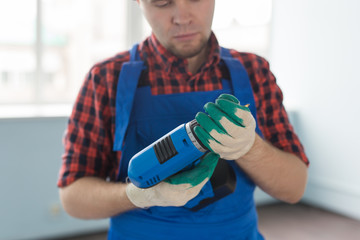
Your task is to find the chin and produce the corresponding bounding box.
[171,43,207,59]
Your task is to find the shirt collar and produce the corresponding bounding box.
[144,32,221,74]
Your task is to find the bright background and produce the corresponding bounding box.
[1,0,360,239]
[0,0,271,106]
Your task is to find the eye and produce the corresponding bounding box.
[152,0,171,8]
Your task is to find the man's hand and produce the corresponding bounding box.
[194,94,256,160]
[126,152,218,208]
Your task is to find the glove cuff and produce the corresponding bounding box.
[126,183,152,208]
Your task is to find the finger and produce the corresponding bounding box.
[204,103,248,138]
[217,93,240,104]
[216,99,254,127]
[194,125,242,152]
[195,112,227,135]
[204,102,244,127]
[165,152,218,187]
[216,98,251,114]
[193,125,218,152]
[196,112,242,146]
[198,152,219,169]
[196,112,244,146]
[194,127,252,159]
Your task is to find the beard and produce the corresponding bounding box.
[166,35,210,59]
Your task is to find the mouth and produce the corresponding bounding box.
[173,32,198,42]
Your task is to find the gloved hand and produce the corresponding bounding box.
[126,152,219,208]
[194,94,256,160]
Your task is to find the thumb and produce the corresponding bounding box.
[165,152,218,187]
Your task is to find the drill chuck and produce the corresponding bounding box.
[185,119,207,152]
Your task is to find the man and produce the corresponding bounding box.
[58,0,308,239]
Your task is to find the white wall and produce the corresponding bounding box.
[270,0,360,220]
[0,117,108,240]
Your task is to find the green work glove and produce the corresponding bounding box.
[126,152,219,208]
[194,94,256,160]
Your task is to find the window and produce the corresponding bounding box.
[0,0,37,104]
[0,0,129,105]
[0,0,272,107]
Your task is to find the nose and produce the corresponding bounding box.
[172,1,192,25]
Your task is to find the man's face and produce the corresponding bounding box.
[138,0,215,59]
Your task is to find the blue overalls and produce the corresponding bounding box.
[110,45,265,240]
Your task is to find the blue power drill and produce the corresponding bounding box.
[128,119,208,188]
[128,118,236,211]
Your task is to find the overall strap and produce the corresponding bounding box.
[113,44,145,151]
[130,43,141,62]
[220,47,264,137]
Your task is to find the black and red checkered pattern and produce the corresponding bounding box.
[57,33,308,188]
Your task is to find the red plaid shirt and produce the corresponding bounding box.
[57,33,308,188]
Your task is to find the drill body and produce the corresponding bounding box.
[128,120,207,188]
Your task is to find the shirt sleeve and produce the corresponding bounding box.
[235,51,309,165]
[57,64,119,188]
